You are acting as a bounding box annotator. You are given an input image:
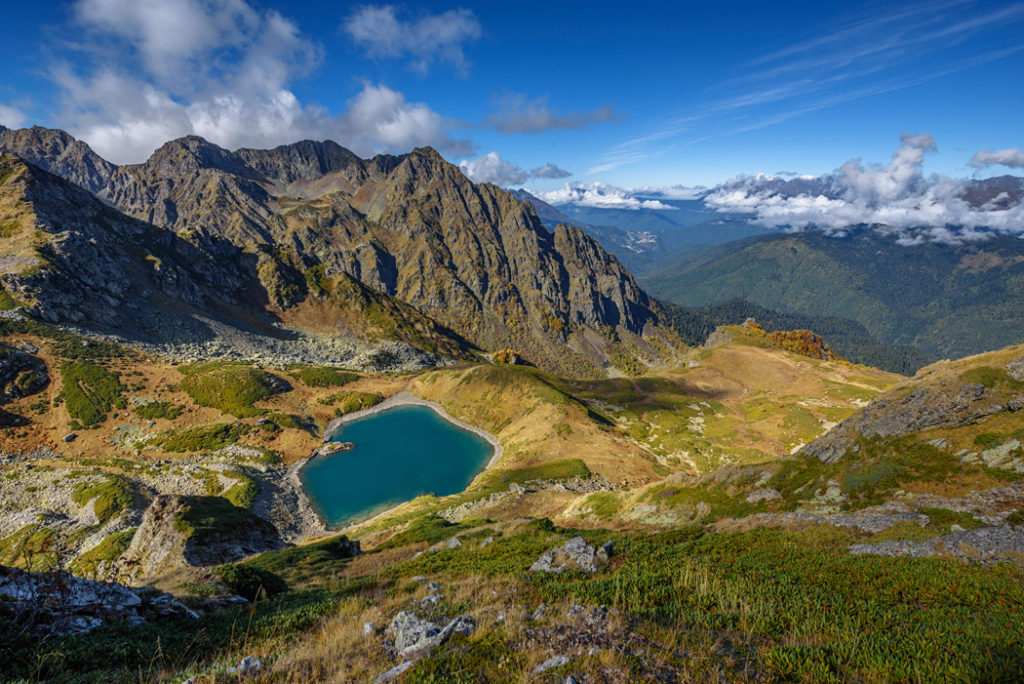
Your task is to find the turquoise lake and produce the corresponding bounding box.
[299,404,494,528]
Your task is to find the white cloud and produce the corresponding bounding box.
[0,104,27,128]
[704,133,1024,237]
[51,0,469,163]
[344,5,481,75]
[631,184,707,200]
[970,147,1024,169]
[529,163,571,179]
[459,152,528,186]
[532,182,676,210]
[485,94,623,133]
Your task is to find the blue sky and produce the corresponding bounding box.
[0,0,1022,192]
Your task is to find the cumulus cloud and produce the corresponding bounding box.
[529,163,571,179]
[532,182,676,210]
[458,153,574,186]
[458,151,528,186]
[0,104,27,128]
[704,133,1024,239]
[485,94,623,134]
[970,147,1024,169]
[344,5,481,75]
[50,0,469,163]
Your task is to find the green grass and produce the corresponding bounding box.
[71,528,137,577]
[378,515,491,550]
[178,361,285,417]
[221,470,259,509]
[289,366,359,388]
[145,423,251,452]
[133,400,184,420]
[59,361,124,426]
[960,366,1024,391]
[494,458,591,486]
[71,477,134,524]
[215,563,287,601]
[247,535,363,585]
[396,525,1024,682]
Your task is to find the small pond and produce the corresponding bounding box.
[299,404,494,528]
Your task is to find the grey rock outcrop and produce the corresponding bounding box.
[389,610,476,661]
[117,494,283,581]
[802,382,1002,464]
[0,564,196,637]
[849,525,1024,565]
[530,537,613,573]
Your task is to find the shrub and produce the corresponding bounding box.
[59,361,124,426]
[134,401,184,420]
[146,423,251,452]
[215,563,287,601]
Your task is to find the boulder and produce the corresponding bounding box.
[530,537,613,573]
[389,610,476,661]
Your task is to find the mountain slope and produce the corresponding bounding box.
[642,228,1024,360]
[0,128,678,377]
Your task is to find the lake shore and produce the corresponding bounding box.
[296,391,504,535]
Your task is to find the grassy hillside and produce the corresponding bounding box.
[643,229,1024,360]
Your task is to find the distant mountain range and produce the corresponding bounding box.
[0,126,679,377]
[642,227,1024,361]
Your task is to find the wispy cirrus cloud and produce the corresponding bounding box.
[593,1,1024,173]
[344,5,481,76]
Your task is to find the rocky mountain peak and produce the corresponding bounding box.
[234,139,364,187]
[0,125,115,194]
[138,135,250,178]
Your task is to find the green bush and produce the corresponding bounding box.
[59,361,124,426]
[178,362,285,417]
[289,366,359,388]
[134,401,184,420]
[215,563,287,601]
[145,423,251,452]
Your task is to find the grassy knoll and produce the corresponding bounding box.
[178,361,285,417]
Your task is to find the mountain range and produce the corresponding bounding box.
[0,126,678,377]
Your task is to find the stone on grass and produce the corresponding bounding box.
[530,536,612,573]
[533,655,570,674]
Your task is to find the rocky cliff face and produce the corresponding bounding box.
[117,495,282,582]
[0,127,676,376]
